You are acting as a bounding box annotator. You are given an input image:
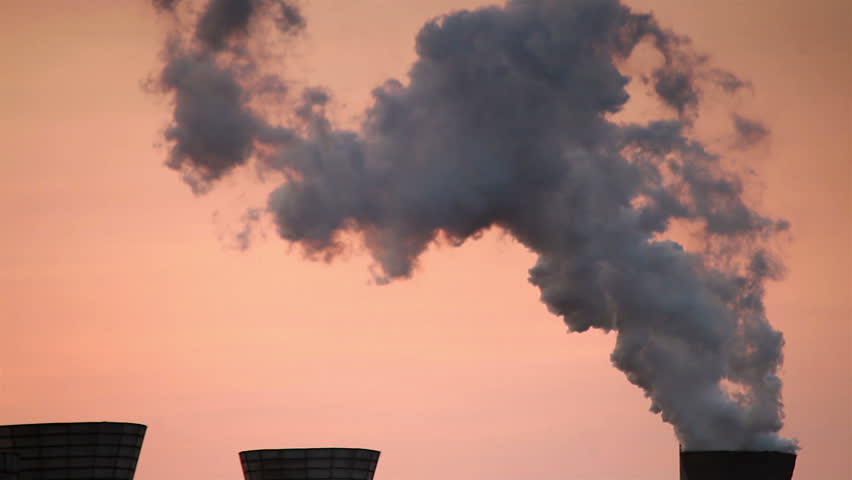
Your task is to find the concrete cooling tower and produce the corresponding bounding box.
[240,448,380,480]
[680,450,797,480]
[0,422,146,480]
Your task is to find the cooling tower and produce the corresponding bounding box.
[0,422,146,480]
[240,448,380,480]
[680,450,797,480]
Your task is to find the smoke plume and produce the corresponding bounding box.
[150,0,797,452]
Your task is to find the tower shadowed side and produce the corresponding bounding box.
[240,448,380,480]
[680,450,796,480]
[0,422,146,480]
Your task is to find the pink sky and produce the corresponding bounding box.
[1,1,849,479]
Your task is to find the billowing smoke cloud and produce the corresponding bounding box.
[150,0,797,452]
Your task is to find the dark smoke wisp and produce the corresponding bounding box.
[150,0,797,452]
[731,113,770,150]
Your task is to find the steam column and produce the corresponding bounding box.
[240,448,380,480]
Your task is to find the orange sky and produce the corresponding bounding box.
[0,1,849,479]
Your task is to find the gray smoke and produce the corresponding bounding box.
[151,0,797,452]
[195,0,304,51]
[151,0,179,11]
[732,113,770,149]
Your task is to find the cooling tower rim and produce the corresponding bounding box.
[0,421,146,429]
[239,447,381,455]
[680,450,797,456]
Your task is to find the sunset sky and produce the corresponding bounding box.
[1,1,850,479]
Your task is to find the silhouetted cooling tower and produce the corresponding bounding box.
[0,422,146,480]
[240,448,380,480]
[680,450,796,480]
